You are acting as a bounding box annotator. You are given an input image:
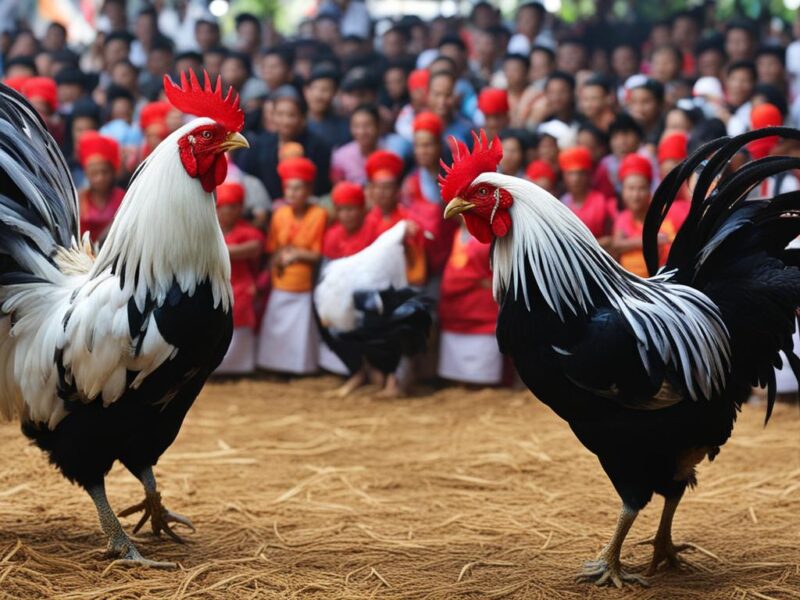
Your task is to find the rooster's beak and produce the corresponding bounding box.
[444,197,475,219]
[219,131,249,152]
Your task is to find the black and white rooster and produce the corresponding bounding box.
[314,222,432,397]
[0,71,248,566]
[442,129,800,586]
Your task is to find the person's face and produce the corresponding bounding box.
[659,158,680,179]
[351,111,379,149]
[369,179,399,213]
[221,58,248,89]
[85,159,115,194]
[338,89,376,115]
[216,203,241,230]
[104,1,126,29]
[409,24,428,56]
[610,130,640,156]
[503,59,528,89]
[756,55,785,86]
[261,54,289,90]
[485,113,509,139]
[650,48,680,83]
[57,83,83,105]
[175,57,202,77]
[427,75,456,120]
[110,98,133,122]
[672,16,698,49]
[577,131,605,163]
[530,49,554,81]
[557,43,587,75]
[538,136,559,163]
[72,118,97,153]
[545,79,573,116]
[304,78,337,115]
[237,21,261,52]
[725,68,755,107]
[649,25,670,48]
[274,99,304,140]
[203,52,225,80]
[336,204,365,234]
[725,29,754,62]
[284,178,311,208]
[439,44,466,75]
[147,49,172,76]
[665,109,692,133]
[135,14,157,45]
[195,23,220,52]
[628,88,661,126]
[516,6,542,38]
[104,40,129,69]
[144,125,166,151]
[111,63,137,90]
[4,64,35,78]
[314,19,341,46]
[564,169,590,195]
[382,31,405,60]
[472,5,496,29]
[621,174,651,214]
[413,131,440,169]
[612,46,638,80]
[8,32,37,58]
[697,49,724,79]
[579,85,607,119]
[35,53,54,78]
[384,68,406,101]
[499,138,523,175]
[532,176,554,194]
[473,31,495,65]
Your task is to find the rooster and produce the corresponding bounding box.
[442,129,800,586]
[314,222,432,397]
[0,71,248,567]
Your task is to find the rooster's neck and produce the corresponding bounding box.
[90,120,232,313]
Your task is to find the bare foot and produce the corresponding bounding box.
[376,374,403,398]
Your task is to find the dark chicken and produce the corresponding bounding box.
[442,128,800,586]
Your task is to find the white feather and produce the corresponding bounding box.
[314,221,408,332]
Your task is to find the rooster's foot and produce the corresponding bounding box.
[105,532,176,569]
[576,557,649,588]
[639,537,693,575]
[118,491,195,543]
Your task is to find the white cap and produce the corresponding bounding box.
[692,76,724,100]
[537,120,577,150]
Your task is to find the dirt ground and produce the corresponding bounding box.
[0,376,799,600]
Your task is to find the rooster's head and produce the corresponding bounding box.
[441,130,511,243]
[163,70,249,192]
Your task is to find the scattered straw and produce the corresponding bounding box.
[0,376,799,599]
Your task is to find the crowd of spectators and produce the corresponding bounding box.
[3,0,800,391]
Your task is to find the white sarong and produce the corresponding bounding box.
[257,289,319,374]
[437,330,503,385]
[216,327,256,374]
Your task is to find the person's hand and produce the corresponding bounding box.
[280,247,298,266]
[528,95,550,124]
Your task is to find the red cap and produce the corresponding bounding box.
[657,132,688,163]
[216,181,245,206]
[277,156,317,184]
[477,88,510,116]
[619,153,653,182]
[3,76,30,92]
[558,146,593,172]
[412,111,444,137]
[332,181,365,207]
[525,160,556,183]
[21,77,57,111]
[139,101,172,135]
[751,103,782,129]
[78,131,121,170]
[365,150,404,182]
[408,69,429,93]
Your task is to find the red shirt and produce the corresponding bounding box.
[79,187,125,244]
[322,222,372,259]
[439,229,498,334]
[402,169,458,275]
[225,220,264,328]
[562,190,618,238]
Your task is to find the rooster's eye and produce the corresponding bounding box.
[478,187,488,196]
[202,131,212,139]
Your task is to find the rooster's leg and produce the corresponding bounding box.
[87,482,175,568]
[118,466,195,543]
[576,503,649,588]
[642,493,692,575]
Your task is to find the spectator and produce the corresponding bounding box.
[305,65,350,149]
[323,181,370,260]
[257,157,327,374]
[525,159,557,194]
[559,146,616,249]
[77,131,124,245]
[194,18,221,53]
[498,128,532,177]
[427,70,473,145]
[694,34,726,80]
[215,181,264,375]
[725,20,757,63]
[499,53,529,125]
[724,60,757,136]
[332,103,384,184]
[626,77,664,147]
[235,13,263,62]
[578,75,615,132]
[755,45,787,93]
[477,88,510,141]
[593,112,644,200]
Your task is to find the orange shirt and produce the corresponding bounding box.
[615,210,675,278]
[362,205,427,286]
[267,204,327,292]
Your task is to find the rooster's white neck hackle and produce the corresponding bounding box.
[477,172,730,401]
[91,118,232,312]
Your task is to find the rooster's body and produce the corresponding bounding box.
[0,74,247,566]
[442,129,800,586]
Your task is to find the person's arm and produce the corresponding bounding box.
[228,239,262,260]
[281,246,321,265]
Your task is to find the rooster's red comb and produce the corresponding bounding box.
[439,130,503,202]
[163,70,244,133]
